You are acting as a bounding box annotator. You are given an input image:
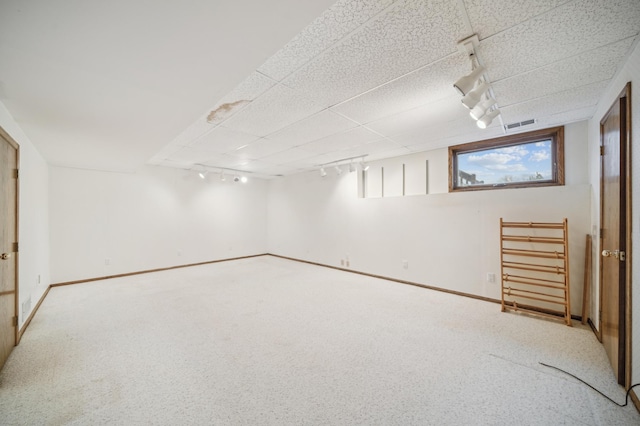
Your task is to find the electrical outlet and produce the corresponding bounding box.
[346,260,350,268]
[37,274,41,284]
[105,258,111,266]
[340,259,345,266]
[177,250,182,257]
[487,273,496,283]
[402,260,409,269]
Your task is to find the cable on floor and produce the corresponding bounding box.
[540,362,640,407]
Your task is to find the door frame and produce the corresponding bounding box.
[0,126,19,348]
[598,82,632,387]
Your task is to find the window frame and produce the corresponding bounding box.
[448,126,565,192]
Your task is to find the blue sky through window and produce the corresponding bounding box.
[457,140,552,185]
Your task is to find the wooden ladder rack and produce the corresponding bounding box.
[500,218,571,326]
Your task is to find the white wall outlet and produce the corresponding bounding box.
[402,260,409,269]
[487,273,496,283]
[340,259,344,266]
[37,274,41,284]
[105,258,111,266]
[177,250,182,257]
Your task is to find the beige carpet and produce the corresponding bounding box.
[0,255,638,425]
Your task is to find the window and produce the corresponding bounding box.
[449,126,564,192]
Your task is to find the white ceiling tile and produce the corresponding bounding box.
[365,96,465,137]
[480,0,640,81]
[234,138,296,160]
[189,126,259,154]
[494,38,636,107]
[267,109,359,146]
[165,147,223,164]
[221,83,324,137]
[258,0,396,81]
[464,0,570,39]
[201,154,246,169]
[260,147,317,164]
[499,80,608,125]
[281,0,467,107]
[331,53,469,124]
[299,126,384,153]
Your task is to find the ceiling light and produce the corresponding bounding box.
[240,176,248,183]
[453,66,485,96]
[349,162,356,173]
[361,160,369,172]
[335,165,343,175]
[320,167,327,177]
[477,109,500,129]
[233,175,240,182]
[461,81,489,109]
[198,171,207,179]
[220,171,226,181]
[470,97,497,120]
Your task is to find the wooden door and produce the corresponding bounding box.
[599,83,630,385]
[0,129,18,371]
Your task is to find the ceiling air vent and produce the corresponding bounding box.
[505,119,536,131]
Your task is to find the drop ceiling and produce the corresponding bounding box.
[1,0,639,178]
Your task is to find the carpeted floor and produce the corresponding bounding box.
[0,255,638,425]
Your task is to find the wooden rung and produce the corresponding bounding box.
[502,305,568,322]
[502,274,567,291]
[501,222,565,229]
[503,289,568,305]
[502,236,565,244]
[502,261,566,275]
[502,248,565,259]
[504,286,566,300]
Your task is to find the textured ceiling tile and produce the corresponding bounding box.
[165,147,223,164]
[499,80,608,125]
[480,0,640,81]
[463,0,570,39]
[201,154,246,169]
[260,147,317,164]
[493,37,635,106]
[221,83,324,137]
[234,138,297,160]
[258,0,396,81]
[390,113,491,148]
[299,126,384,153]
[365,96,464,137]
[189,126,259,154]
[535,106,596,127]
[267,109,359,146]
[366,146,412,161]
[282,0,467,108]
[331,53,469,124]
[337,138,406,158]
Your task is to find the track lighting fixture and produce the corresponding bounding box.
[454,34,501,130]
[461,81,489,109]
[320,167,327,177]
[240,176,248,183]
[349,162,356,173]
[469,97,497,120]
[198,171,208,179]
[476,109,500,129]
[361,160,369,172]
[453,65,485,96]
[334,165,343,175]
[220,171,226,182]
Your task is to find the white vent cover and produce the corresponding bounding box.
[504,119,536,130]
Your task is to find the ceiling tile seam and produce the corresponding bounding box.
[471,0,575,43]
[497,78,611,110]
[327,51,462,112]
[258,0,403,83]
[489,35,640,86]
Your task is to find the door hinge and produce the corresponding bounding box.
[600,146,604,156]
[13,242,18,253]
[13,316,18,326]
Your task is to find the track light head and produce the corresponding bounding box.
[220,172,226,182]
[477,109,500,129]
[320,167,327,177]
[453,65,485,96]
[334,165,343,175]
[470,97,497,120]
[349,162,356,173]
[461,81,489,109]
[240,176,248,183]
[233,175,240,182]
[198,171,207,179]
[361,161,369,172]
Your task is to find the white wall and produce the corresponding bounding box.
[0,102,50,327]
[588,40,640,386]
[49,166,268,283]
[268,121,590,315]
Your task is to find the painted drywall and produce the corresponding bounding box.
[267,121,590,315]
[49,166,268,283]
[0,101,50,327]
[588,39,640,386]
